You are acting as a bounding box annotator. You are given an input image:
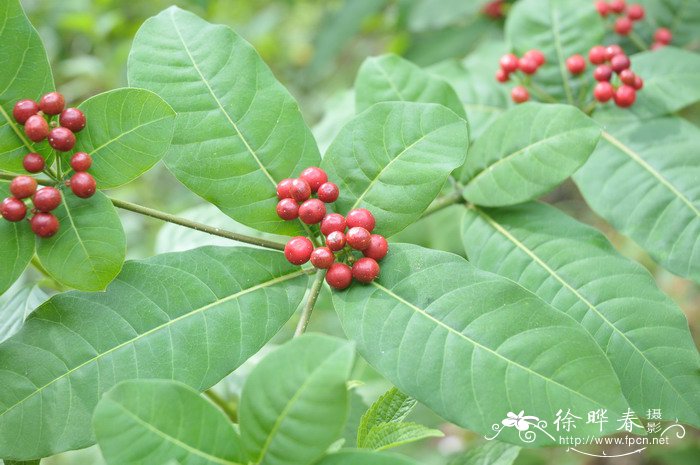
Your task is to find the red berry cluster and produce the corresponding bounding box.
[595,1,672,48]
[494,50,546,104]
[276,167,389,290]
[2,92,96,237]
[583,45,644,107]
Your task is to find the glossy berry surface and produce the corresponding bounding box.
[284,236,313,265]
[619,69,636,86]
[499,54,519,73]
[70,152,92,172]
[39,92,65,115]
[30,212,60,237]
[310,247,335,269]
[633,75,644,90]
[298,198,326,224]
[69,172,97,198]
[326,263,352,290]
[610,54,631,72]
[654,27,672,44]
[614,17,632,35]
[276,198,299,220]
[594,82,615,103]
[523,49,545,66]
[316,182,339,203]
[33,187,62,212]
[594,65,613,82]
[23,153,45,173]
[627,4,644,20]
[10,176,37,199]
[588,45,607,65]
[605,45,623,60]
[276,178,294,200]
[13,100,39,124]
[511,86,529,104]
[346,208,375,232]
[290,178,311,202]
[320,213,346,236]
[48,127,76,151]
[519,57,538,75]
[614,85,637,107]
[352,257,380,284]
[363,234,389,261]
[1,197,27,222]
[595,0,609,16]
[610,0,626,13]
[299,167,328,193]
[565,54,586,74]
[326,231,346,251]
[59,108,86,132]
[495,69,509,83]
[24,115,49,142]
[346,226,371,250]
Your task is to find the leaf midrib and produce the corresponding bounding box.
[548,2,574,105]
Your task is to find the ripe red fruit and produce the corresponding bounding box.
[30,212,59,237]
[22,153,45,173]
[482,0,503,19]
[326,231,346,251]
[610,54,631,72]
[594,65,613,82]
[59,108,86,132]
[346,226,371,250]
[284,236,314,265]
[633,75,644,90]
[594,82,615,102]
[326,263,353,290]
[276,198,299,220]
[48,127,76,151]
[1,197,27,222]
[32,187,62,212]
[69,172,97,198]
[276,178,294,199]
[610,0,626,13]
[619,69,636,85]
[352,257,380,284]
[615,17,632,35]
[363,234,389,261]
[13,100,39,124]
[320,213,346,236]
[39,92,65,115]
[310,247,335,269]
[24,115,49,142]
[495,69,509,83]
[614,85,637,107]
[499,54,519,73]
[654,27,672,45]
[299,167,328,193]
[298,198,326,224]
[605,45,624,60]
[10,176,37,199]
[519,57,538,75]
[595,1,609,16]
[70,152,92,172]
[317,182,339,203]
[627,4,644,20]
[511,86,529,104]
[346,208,375,232]
[523,49,545,66]
[566,54,586,74]
[290,178,311,202]
[588,45,607,65]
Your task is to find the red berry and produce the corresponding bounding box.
[595,1,609,16]
[605,45,624,60]
[614,17,633,35]
[619,69,636,85]
[588,45,607,65]
[346,226,371,250]
[326,231,346,251]
[310,247,335,269]
[10,176,37,199]
[346,208,375,232]
[317,182,339,203]
[566,54,586,74]
[24,115,49,142]
[32,187,62,212]
[59,108,86,132]
[627,4,644,20]
[511,86,529,104]
[482,0,503,19]
[48,127,76,151]
[633,75,644,90]
[523,49,545,67]
[284,236,314,265]
[499,54,519,73]
[70,152,92,172]
[610,0,626,13]
[594,65,613,82]
[654,27,672,45]
[12,100,39,124]
[276,178,294,199]
[320,213,346,236]
[352,257,380,284]
[30,212,59,238]
[69,172,97,198]
[1,197,27,222]
[363,234,389,261]
[276,198,299,220]
[594,82,615,102]
[298,198,326,224]
[651,41,665,50]
[326,263,352,290]
[610,54,631,72]
[519,57,538,75]
[495,69,509,83]
[39,92,65,115]
[22,153,45,173]
[290,178,311,202]
[614,85,637,107]
[299,166,328,193]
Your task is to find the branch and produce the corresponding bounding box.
[204,389,238,422]
[294,269,326,337]
[420,189,465,219]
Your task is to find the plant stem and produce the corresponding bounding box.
[204,389,238,422]
[528,82,559,103]
[629,31,648,51]
[420,190,465,218]
[0,172,54,185]
[294,269,326,337]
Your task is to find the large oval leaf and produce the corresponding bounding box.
[0,181,34,295]
[94,380,246,465]
[127,7,320,235]
[239,334,354,465]
[460,103,601,206]
[573,115,700,282]
[321,102,468,237]
[332,244,629,445]
[35,190,126,291]
[0,246,309,460]
[462,202,700,427]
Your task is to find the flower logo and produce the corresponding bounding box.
[502,410,540,431]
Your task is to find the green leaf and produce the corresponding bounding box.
[332,243,629,445]
[448,441,520,465]
[94,380,246,465]
[3,461,40,465]
[0,246,309,460]
[68,88,175,189]
[239,334,355,465]
[357,388,416,447]
[35,190,126,291]
[573,115,700,282]
[321,102,468,237]
[0,181,34,295]
[460,103,601,206]
[462,202,700,427]
[355,54,466,118]
[127,7,320,235]
[0,284,47,343]
[505,0,604,103]
[407,0,489,32]
[361,422,443,451]
[316,450,419,465]
[0,0,54,173]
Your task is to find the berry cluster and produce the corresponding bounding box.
[595,1,672,48]
[581,45,644,107]
[1,92,96,238]
[494,49,546,104]
[276,167,389,290]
